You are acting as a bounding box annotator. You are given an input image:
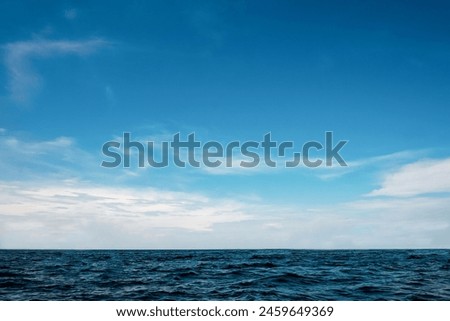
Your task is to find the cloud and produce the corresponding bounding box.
[0,180,253,248]
[369,158,450,197]
[336,196,450,248]
[201,147,428,178]
[317,150,429,180]
[1,177,449,249]
[0,133,96,181]
[1,178,450,249]
[1,132,450,249]
[3,38,108,102]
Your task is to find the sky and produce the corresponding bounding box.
[1,0,450,249]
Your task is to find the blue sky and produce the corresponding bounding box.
[1,1,450,249]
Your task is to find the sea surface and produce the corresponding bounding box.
[0,249,449,300]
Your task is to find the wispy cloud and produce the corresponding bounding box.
[3,38,108,102]
[0,132,97,181]
[369,158,450,197]
[316,150,429,180]
[200,147,429,178]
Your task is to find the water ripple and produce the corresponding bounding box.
[0,249,449,300]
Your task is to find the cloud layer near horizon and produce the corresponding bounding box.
[369,158,450,197]
[0,129,450,249]
[0,131,449,249]
[0,178,448,249]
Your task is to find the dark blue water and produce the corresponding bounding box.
[0,249,449,300]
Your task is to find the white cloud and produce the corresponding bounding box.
[3,38,108,102]
[0,133,93,179]
[338,196,450,248]
[352,150,428,167]
[369,158,450,197]
[4,135,73,153]
[202,149,428,178]
[1,132,450,249]
[0,180,253,249]
[317,150,428,180]
[1,176,450,249]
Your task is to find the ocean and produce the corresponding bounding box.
[0,249,449,300]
